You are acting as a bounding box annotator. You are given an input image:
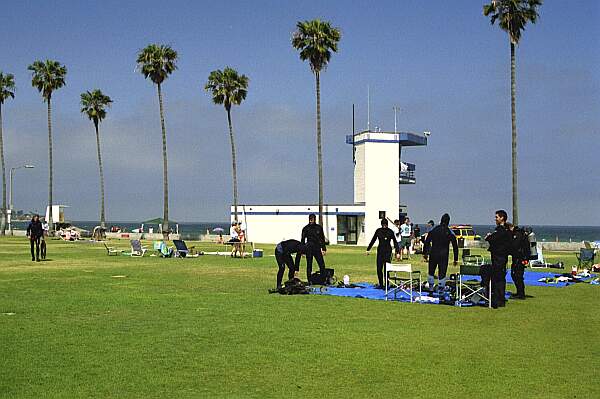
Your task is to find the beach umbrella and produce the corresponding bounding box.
[143,217,177,225]
[212,227,225,233]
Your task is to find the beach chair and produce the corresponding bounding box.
[154,241,173,258]
[130,239,147,257]
[385,263,421,302]
[457,264,491,308]
[104,243,121,256]
[173,240,198,258]
[576,248,595,269]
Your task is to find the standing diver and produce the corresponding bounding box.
[26,215,44,262]
[485,210,512,308]
[366,218,400,289]
[509,224,531,299]
[274,239,306,288]
[301,214,327,283]
[423,213,458,293]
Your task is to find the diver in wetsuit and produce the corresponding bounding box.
[301,214,327,283]
[423,213,458,292]
[274,239,306,288]
[366,218,401,288]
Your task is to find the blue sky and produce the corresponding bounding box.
[1,0,598,225]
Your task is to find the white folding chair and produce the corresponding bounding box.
[457,264,491,308]
[385,263,421,303]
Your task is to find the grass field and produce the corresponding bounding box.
[1,237,599,398]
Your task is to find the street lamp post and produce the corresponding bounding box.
[8,164,35,235]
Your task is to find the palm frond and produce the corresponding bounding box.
[205,67,249,111]
[483,0,542,44]
[80,89,113,127]
[136,44,178,85]
[292,19,341,73]
[0,71,16,104]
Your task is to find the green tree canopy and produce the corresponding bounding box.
[28,60,66,100]
[136,44,178,85]
[292,19,341,74]
[483,0,542,44]
[0,72,16,104]
[205,67,249,111]
[80,89,113,128]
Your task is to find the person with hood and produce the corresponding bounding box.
[366,218,401,289]
[423,213,458,293]
[274,239,307,288]
[301,214,327,283]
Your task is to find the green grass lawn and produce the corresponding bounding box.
[1,237,599,398]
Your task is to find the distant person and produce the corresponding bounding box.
[301,214,327,283]
[237,222,246,257]
[485,210,512,309]
[228,221,241,257]
[509,224,531,300]
[26,215,43,262]
[274,239,306,288]
[423,213,458,293]
[366,218,400,289]
[399,217,412,259]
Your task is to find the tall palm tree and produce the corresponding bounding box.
[292,19,341,226]
[80,89,113,230]
[136,44,178,237]
[205,67,249,221]
[484,0,542,226]
[28,60,67,234]
[0,72,16,235]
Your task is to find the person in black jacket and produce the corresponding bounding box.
[423,213,458,292]
[301,214,327,282]
[485,210,512,308]
[366,219,400,289]
[509,225,531,300]
[274,239,307,288]
[26,215,44,262]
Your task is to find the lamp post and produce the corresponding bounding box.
[8,164,35,235]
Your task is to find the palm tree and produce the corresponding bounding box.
[0,72,16,235]
[136,44,178,237]
[80,89,113,230]
[28,60,67,234]
[205,67,249,221]
[292,19,341,226]
[484,0,542,226]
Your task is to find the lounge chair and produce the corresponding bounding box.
[104,243,122,256]
[154,241,173,258]
[173,240,200,258]
[130,239,147,257]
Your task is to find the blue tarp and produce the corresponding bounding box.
[460,270,598,288]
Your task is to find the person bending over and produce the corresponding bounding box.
[423,213,458,293]
[366,218,400,289]
[301,214,327,283]
[26,215,44,262]
[274,239,306,288]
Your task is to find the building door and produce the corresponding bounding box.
[337,216,358,245]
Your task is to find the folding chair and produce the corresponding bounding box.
[130,239,147,257]
[385,263,421,303]
[104,243,121,256]
[576,248,595,269]
[457,264,491,308]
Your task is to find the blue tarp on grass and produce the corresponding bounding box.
[460,270,598,288]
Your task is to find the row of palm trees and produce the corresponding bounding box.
[0,2,541,236]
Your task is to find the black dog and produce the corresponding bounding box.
[40,240,47,260]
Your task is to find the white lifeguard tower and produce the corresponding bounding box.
[232,129,427,245]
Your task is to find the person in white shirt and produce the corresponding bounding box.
[399,217,412,259]
[228,221,241,257]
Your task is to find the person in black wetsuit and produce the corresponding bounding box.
[274,239,307,288]
[509,225,531,300]
[301,214,327,283]
[423,213,458,292]
[26,215,44,262]
[366,218,400,289]
[485,210,512,308]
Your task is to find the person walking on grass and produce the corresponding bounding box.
[366,218,400,289]
[26,215,43,262]
[423,213,458,294]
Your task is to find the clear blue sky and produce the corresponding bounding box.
[1,0,598,225]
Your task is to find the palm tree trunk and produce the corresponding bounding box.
[0,104,6,235]
[315,72,324,226]
[157,83,169,238]
[227,108,238,221]
[94,123,106,229]
[48,97,54,234]
[510,42,518,226]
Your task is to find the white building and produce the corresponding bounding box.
[232,130,427,245]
